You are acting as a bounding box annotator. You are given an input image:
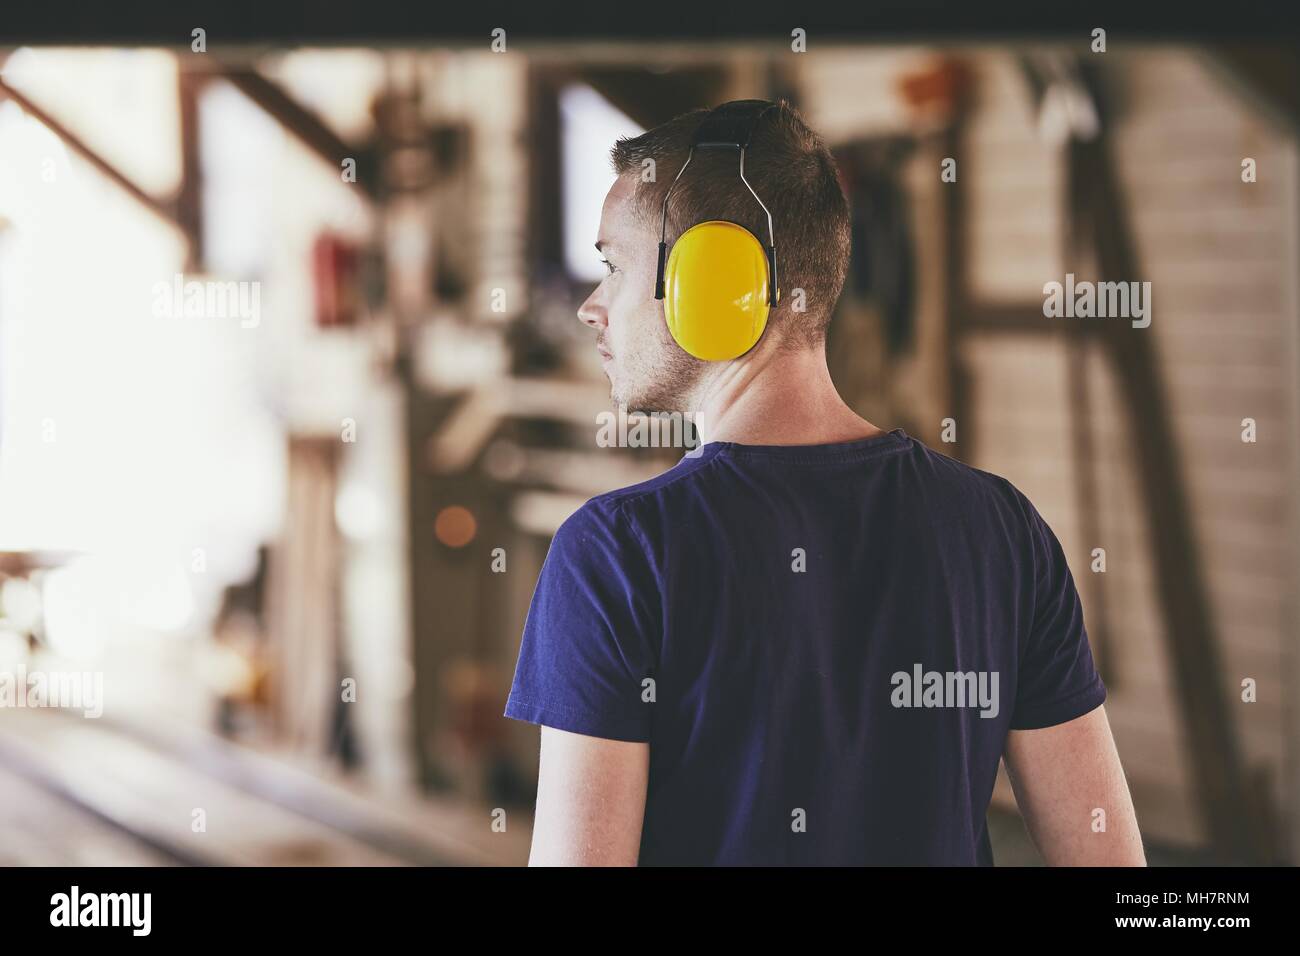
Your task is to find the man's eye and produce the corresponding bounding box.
[600,259,618,276]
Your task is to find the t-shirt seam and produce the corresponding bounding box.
[614,498,665,665]
[712,433,912,466]
[607,435,914,516]
[506,693,650,730]
[606,447,730,510]
[1011,676,1105,726]
[999,477,1042,669]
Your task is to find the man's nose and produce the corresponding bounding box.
[577,291,606,331]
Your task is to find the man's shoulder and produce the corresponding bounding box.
[552,447,717,549]
[555,434,1041,541]
[886,434,1033,522]
[576,447,717,515]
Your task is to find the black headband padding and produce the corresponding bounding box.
[691,99,777,150]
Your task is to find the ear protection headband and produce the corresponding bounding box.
[653,100,780,361]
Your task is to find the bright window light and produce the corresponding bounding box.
[559,84,644,282]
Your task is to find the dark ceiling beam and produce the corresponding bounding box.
[214,64,377,201]
[176,69,206,269]
[575,66,731,129]
[0,76,185,236]
[1206,43,1300,136]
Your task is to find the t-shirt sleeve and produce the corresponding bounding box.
[1009,493,1107,730]
[503,499,659,743]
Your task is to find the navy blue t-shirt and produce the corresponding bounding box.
[503,428,1106,865]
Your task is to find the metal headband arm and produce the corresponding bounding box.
[653,102,780,306]
[654,146,695,300]
[738,146,778,307]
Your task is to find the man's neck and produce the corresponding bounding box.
[689,340,884,447]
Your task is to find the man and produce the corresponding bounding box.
[503,99,1144,866]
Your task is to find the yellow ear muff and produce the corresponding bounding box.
[662,220,772,361]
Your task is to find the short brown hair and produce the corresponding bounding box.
[610,99,850,350]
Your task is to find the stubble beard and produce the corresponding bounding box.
[611,348,705,415]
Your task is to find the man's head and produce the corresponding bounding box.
[579,99,851,413]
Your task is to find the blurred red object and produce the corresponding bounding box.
[312,232,360,328]
[898,58,969,127]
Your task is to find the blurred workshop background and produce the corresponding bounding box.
[0,39,1296,866]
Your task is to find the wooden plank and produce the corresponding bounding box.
[0,707,531,866]
[1073,129,1273,862]
[0,710,399,866]
[0,762,178,866]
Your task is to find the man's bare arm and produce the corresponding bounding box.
[1002,704,1146,865]
[526,725,649,866]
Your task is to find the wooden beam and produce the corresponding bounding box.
[1071,133,1275,863]
[1207,43,1300,137]
[575,66,730,129]
[942,120,973,462]
[964,304,1103,335]
[176,69,206,270]
[215,65,377,201]
[0,77,184,236]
